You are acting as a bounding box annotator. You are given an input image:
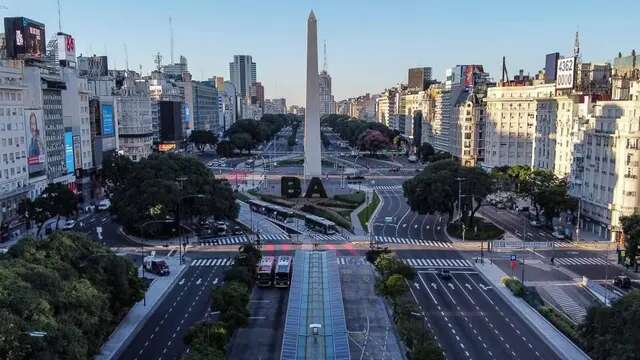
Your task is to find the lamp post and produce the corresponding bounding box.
[175,193,208,265]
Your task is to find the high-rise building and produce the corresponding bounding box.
[229,55,256,99]
[319,70,334,116]
[161,55,188,80]
[408,67,432,91]
[0,60,30,224]
[264,98,287,114]
[249,81,264,109]
[221,81,237,133]
[114,71,153,162]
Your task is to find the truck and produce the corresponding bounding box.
[144,255,170,276]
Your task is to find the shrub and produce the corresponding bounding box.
[366,248,390,264]
[502,277,525,297]
[334,191,366,206]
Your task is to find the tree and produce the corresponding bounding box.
[211,281,249,314]
[621,214,640,270]
[22,183,79,235]
[579,290,640,359]
[418,142,435,162]
[357,129,390,155]
[377,274,409,299]
[230,132,255,154]
[216,140,235,158]
[188,130,218,152]
[515,169,576,223]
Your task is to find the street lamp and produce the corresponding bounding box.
[175,193,209,265]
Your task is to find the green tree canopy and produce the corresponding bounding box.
[188,130,218,152]
[418,142,435,162]
[621,214,640,268]
[216,140,235,157]
[102,153,238,235]
[357,129,391,155]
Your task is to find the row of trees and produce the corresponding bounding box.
[416,142,454,163]
[491,165,576,224]
[18,183,78,236]
[322,114,399,154]
[222,114,300,154]
[182,245,262,359]
[187,130,219,152]
[0,232,145,359]
[404,159,576,230]
[368,250,444,359]
[102,153,238,236]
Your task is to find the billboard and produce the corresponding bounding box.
[56,32,76,64]
[4,17,46,60]
[78,55,109,77]
[159,101,183,142]
[101,104,114,136]
[73,135,82,171]
[544,53,560,82]
[556,57,576,89]
[25,110,46,176]
[64,128,75,175]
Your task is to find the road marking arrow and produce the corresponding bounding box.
[426,225,430,229]
[431,282,437,289]
[178,279,185,285]
[402,224,407,227]
[414,225,418,228]
[465,283,472,290]
[196,278,202,285]
[448,283,455,290]
[480,284,492,291]
[414,282,420,289]
[213,278,219,285]
[96,226,103,240]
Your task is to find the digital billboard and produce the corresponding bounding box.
[56,32,76,64]
[64,129,75,175]
[556,57,576,89]
[73,135,82,171]
[182,103,191,131]
[101,104,114,136]
[4,17,46,60]
[25,109,46,176]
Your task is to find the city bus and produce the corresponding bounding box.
[248,199,294,222]
[256,256,276,287]
[274,256,293,288]
[304,214,338,235]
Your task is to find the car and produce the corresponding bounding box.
[552,231,565,240]
[97,199,111,211]
[232,226,244,235]
[438,269,452,280]
[496,202,506,209]
[388,167,400,172]
[614,275,631,289]
[529,220,542,227]
[62,220,76,230]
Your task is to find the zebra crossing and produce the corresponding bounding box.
[373,185,403,191]
[309,233,347,242]
[554,257,609,266]
[337,256,368,265]
[552,242,575,248]
[544,285,587,323]
[374,236,452,247]
[402,258,472,268]
[198,233,289,245]
[190,257,235,267]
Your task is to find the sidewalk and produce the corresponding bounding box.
[96,253,188,360]
[474,261,590,360]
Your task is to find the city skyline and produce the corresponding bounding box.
[3,0,640,105]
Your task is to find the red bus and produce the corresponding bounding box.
[274,256,293,288]
[256,256,276,287]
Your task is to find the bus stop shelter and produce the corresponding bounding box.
[280,251,350,360]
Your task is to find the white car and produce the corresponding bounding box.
[552,231,565,240]
[97,199,111,211]
[62,220,76,230]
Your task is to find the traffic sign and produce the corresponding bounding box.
[385,217,393,224]
[510,254,517,261]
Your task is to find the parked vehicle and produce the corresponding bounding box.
[144,256,170,276]
[62,220,76,230]
[614,275,631,289]
[97,199,111,211]
[552,231,565,240]
[232,226,244,235]
[214,221,228,236]
[408,155,417,163]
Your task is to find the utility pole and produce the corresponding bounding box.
[455,177,466,221]
[575,198,582,244]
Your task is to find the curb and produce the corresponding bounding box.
[99,261,190,360]
[472,263,590,360]
[368,190,383,235]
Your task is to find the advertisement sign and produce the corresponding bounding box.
[4,17,46,60]
[556,57,576,89]
[158,143,177,152]
[101,104,114,136]
[79,55,109,77]
[64,129,75,175]
[182,103,191,130]
[25,110,46,176]
[56,33,76,63]
[73,135,82,171]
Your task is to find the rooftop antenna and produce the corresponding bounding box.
[154,52,163,71]
[123,44,129,71]
[169,16,174,64]
[139,64,143,75]
[57,0,62,32]
[323,40,327,73]
[574,27,581,60]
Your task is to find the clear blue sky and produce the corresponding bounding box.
[3,0,639,106]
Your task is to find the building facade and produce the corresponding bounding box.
[229,55,256,99]
[319,70,334,116]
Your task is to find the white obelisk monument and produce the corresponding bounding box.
[304,10,322,178]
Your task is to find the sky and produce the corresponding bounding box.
[3,0,639,106]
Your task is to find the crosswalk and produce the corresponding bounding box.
[198,233,289,245]
[544,285,587,323]
[402,258,472,268]
[552,242,575,248]
[373,185,403,191]
[374,236,452,247]
[554,257,609,266]
[190,257,235,267]
[337,256,368,265]
[309,233,347,241]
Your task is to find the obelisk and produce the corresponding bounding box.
[304,10,322,178]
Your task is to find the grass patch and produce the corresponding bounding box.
[334,191,366,206]
[447,216,504,240]
[358,192,380,230]
[301,204,352,231]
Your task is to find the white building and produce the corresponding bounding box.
[115,73,153,162]
[221,81,237,133]
[229,55,256,99]
[0,60,29,224]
